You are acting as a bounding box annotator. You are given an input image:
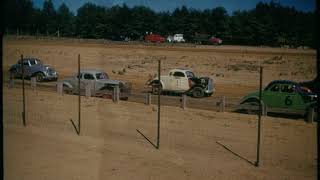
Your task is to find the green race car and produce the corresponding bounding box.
[239,80,318,117]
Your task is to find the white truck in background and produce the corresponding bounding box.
[167,34,185,43]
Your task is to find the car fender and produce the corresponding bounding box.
[189,85,206,92]
[305,101,318,109]
[240,96,261,104]
[149,79,166,89]
[62,81,73,89]
[9,64,19,72]
[31,71,46,77]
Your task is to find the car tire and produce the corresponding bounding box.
[35,72,45,82]
[151,82,162,95]
[192,87,205,98]
[10,69,18,79]
[63,84,72,94]
[241,98,260,115]
[245,102,259,115]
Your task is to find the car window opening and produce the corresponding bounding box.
[96,73,109,80]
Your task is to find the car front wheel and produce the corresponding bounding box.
[192,87,205,98]
[36,72,45,82]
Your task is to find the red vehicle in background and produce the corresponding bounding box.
[208,36,223,45]
[144,34,165,43]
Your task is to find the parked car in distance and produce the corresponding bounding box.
[9,58,58,82]
[193,33,210,44]
[209,36,222,45]
[239,80,318,118]
[167,34,185,43]
[61,69,131,100]
[193,33,222,45]
[167,35,174,42]
[146,68,215,98]
[144,34,165,43]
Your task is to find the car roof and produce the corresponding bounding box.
[80,69,106,74]
[19,58,40,61]
[270,80,298,85]
[170,68,193,72]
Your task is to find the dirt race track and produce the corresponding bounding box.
[3,37,318,179]
[3,36,317,98]
[3,88,317,179]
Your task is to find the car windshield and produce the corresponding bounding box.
[298,86,312,94]
[186,71,195,78]
[96,73,109,80]
[36,59,42,64]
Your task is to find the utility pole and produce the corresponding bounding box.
[315,0,319,177]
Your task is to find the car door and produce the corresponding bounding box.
[71,73,82,93]
[172,71,185,91]
[17,59,31,77]
[263,83,283,111]
[82,73,96,92]
[28,59,40,76]
[280,84,304,113]
[165,71,176,91]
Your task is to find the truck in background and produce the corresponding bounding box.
[144,34,165,43]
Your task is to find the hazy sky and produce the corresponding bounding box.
[33,0,316,13]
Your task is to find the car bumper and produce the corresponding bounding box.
[205,88,215,94]
[205,79,215,94]
[43,73,58,81]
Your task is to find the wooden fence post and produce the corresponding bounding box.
[262,103,268,116]
[113,85,120,103]
[57,82,63,95]
[9,78,14,89]
[31,77,36,91]
[307,108,315,123]
[145,93,151,105]
[85,83,91,98]
[220,96,225,112]
[181,94,186,109]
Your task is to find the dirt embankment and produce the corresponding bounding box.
[3,37,317,99]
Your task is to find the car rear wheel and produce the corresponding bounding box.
[192,87,205,98]
[10,69,18,79]
[151,82,162,95]
[241,99,260,114]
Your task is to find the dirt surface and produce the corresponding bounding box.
[3,88,317,179]
[3,37,317,99]
[3,37,317,179]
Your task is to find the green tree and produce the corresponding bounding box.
[76,3,105,38]
[42,0,57,35]
[56,3,75,37]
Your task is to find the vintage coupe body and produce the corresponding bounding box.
[62,69,131,99]
[146,68,214,98]
[239,80,318,116]
[9,58,58,82]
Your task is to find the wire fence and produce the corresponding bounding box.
[3,52,317,173]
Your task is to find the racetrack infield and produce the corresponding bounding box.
[3,87,317,180]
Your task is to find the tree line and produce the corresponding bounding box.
[3,0,316,47]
